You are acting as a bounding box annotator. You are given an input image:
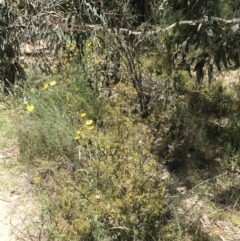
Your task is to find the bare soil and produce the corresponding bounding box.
[174,68,240,240]
[0,109,40,241]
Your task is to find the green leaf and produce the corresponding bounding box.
[207,28,215,37]
[197,22,202,32]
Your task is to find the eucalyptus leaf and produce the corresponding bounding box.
[207,28,215,37]
[197,22,202,32]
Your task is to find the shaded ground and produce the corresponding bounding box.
[172,67,240,240]
[177,181,240,240]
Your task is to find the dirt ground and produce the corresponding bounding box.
[175,67,240,240]
[0,109,40,241]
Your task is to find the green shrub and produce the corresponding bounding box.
[152,79,240,173]
[17,66,99,162]
[16,63,173,240]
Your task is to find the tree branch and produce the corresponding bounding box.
[85,16,240,35]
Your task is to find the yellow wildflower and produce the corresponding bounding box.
[77,129,82,135]
[33,176,41,184]
[231,104,238,111]
[49,80,56,86]
[43,83,49,90]
[88,125,94,130]
[80,113,86,118]
[74,136,80,140]
[214,157,221,162]
[87,42,92,47]
[213,229,220,236]
[30,88,35,93]
[69,44,76,51]
[26,105,34,112]
[85,120,93,126]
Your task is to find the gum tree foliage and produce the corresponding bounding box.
[0,0,154,115]
[0,0,25,93]
[162,0,240,86]
[1,0,240,103]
